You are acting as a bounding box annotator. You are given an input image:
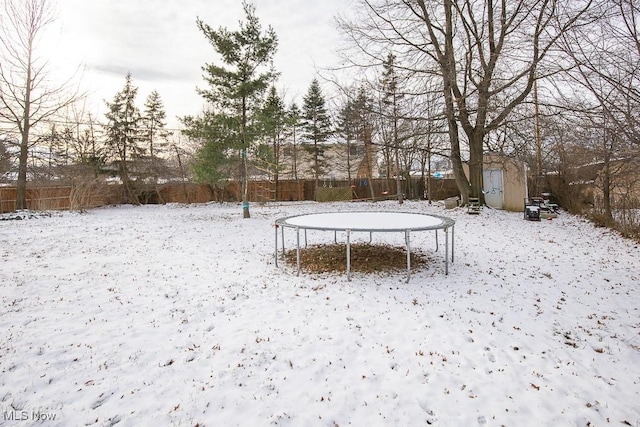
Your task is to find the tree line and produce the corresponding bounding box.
[1,0,638,232]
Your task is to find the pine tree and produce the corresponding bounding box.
[104,73,143,203]
[40,124,61,179]
[285,102,302,181]
[255,86,287,199]
[336,98,356,183]
[73,114,103,179]
[143,90,168,159]
[142,90,169,183]
[382,53,403,203]
[187,115,231,187]
[302,79,332,190]
[190,1,278,218]
[352,88,376,199]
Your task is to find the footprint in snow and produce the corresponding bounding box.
[484,347,496,363]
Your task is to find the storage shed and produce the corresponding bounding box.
[464,153,527,212]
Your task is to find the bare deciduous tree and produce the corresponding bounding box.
[554,0,640,222]
[0,0,78,209]
[339,0,593,204]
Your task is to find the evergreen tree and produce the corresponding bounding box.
[73,114,103,178]
[301,79,332,190]
[352,87,376,199]
[285,102,301,181]
[337,88,376,187]
[142,90,169,182]
[39,124,63,178]
[188,1,278,218]
[142,90,168,159]
[255,86,287,199]
[104,73,143,203]
[382,53,403,203]
[183,113,234,187]
[336,98,357,183]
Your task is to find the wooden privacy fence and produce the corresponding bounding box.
[0,186,73,213]
[0,178,460,213]
[317,178,459,201]
[195,178,458,203]
[0,184,126,213]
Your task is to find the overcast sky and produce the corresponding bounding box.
[44,0,353,128]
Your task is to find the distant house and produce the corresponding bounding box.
[255,141,378,184]
[546,153,640,213]
[591,156,640,211]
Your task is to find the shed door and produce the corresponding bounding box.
[483,169,504,209]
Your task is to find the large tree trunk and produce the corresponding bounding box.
[449,125,471,204]
[242,97,250,218]
[273,137,279,201]
[16,134,29,210]
[443,77,471,204]
[313,141,319,197]
[468,132,485,203]
[242,148,250,218]
[443,0,470,204]
[364,125,376,200]
[601,155,613,221]
[394,147,403,204]
[16,45,33,211]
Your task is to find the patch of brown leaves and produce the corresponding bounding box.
[284,243,429,275]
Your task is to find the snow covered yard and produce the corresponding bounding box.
[0,201,638,427]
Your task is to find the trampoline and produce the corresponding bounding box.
[274,211,455,282]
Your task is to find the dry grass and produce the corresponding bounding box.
[283,243,430,275]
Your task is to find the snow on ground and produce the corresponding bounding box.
[0,201,638,427]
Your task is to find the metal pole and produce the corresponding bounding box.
[405,230,411,283]
[274,224,278,267]
[281,225,285,253]
[435,229,439,251]
[346,229,351,281]
[445,227,449,275]
[296,226,301,276]
[452,225,455,263]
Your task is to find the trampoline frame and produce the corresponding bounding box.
[274,211,455,282]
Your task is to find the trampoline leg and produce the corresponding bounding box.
[445,227,449,275]
[405,230,411,283]
[435,229,439,252]
[281,226,285,254]
[296,226,301,276]
[274,225,278,267]
[305,229,308,248]
[346,229,351,282]
[452,225,455,263]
